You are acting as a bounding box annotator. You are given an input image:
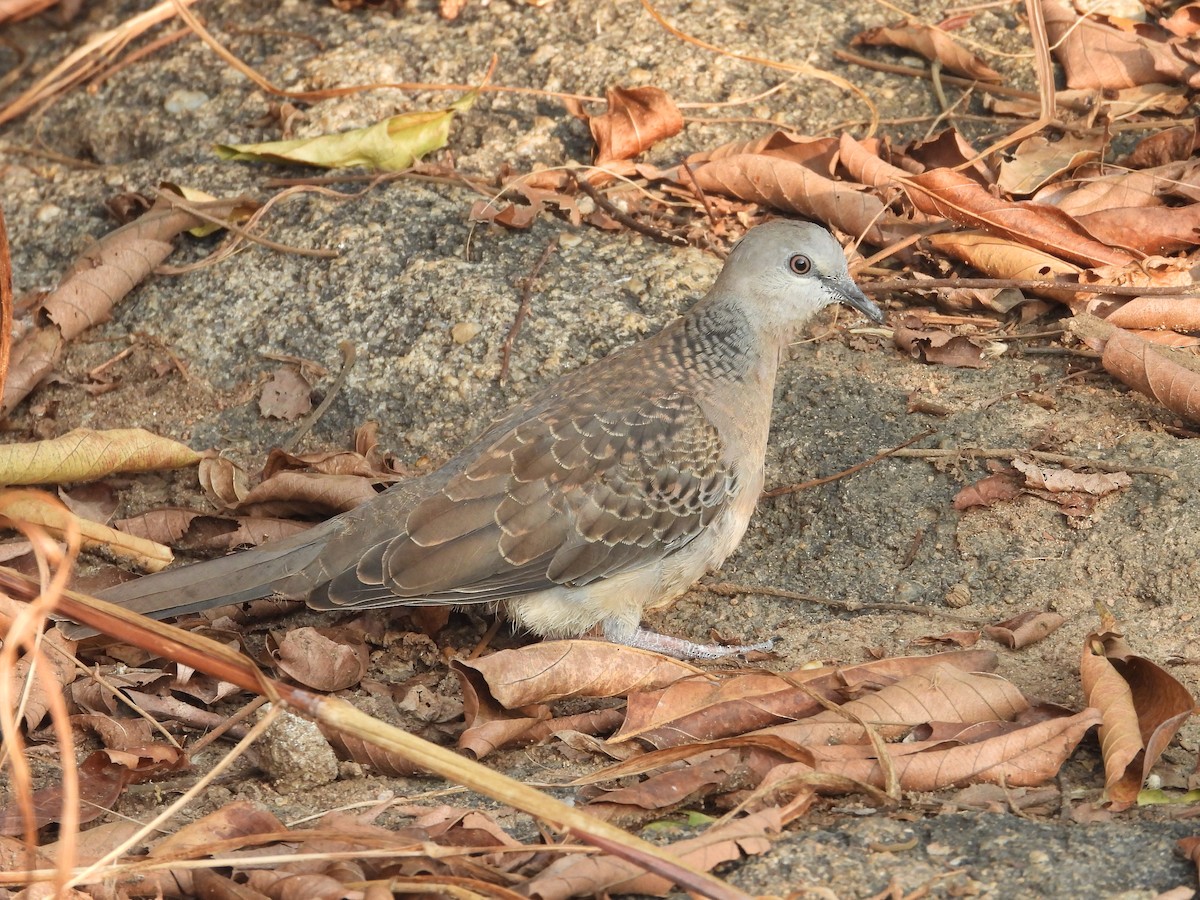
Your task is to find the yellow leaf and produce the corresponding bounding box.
[0,428,202,486]
[0,490,172,571]
[214,92,476,172]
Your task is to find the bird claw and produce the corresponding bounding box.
[604,623,775,660]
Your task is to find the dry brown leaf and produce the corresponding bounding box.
[1043,159,1200,217]
[262,445,408,481]
[1123,119,1200,168]
[115,508,312,552]
[805,705,1102,791]
[259,366,313,421]
[926,232,1085,306]
[1081,627,1197,809]
[2,200,235,416]
[151,799,286,857]
[453,640,702,708]
[1010,458,1133,496]
[525,807,783,900]
[587,86,682,165]
[679,131,894,245]
[908,168,1137,268]
[893,316,988,368]
[1076,204,1200,256]
[902,128,994,184]
[470,181,583,230]
[585,749,744,825]
[269,626,369,691]
[758,666,1029,748]
[198,455,249,508]
[1105,298,1200,332]
[997,133,1103,196]
[0,594,77,730]
[852,21,1002,81]
[1101,327,1200,423]
[983,611,1067,649]
[615,650,999,749]
[0,745,186,834]
[843,134,1138,267]
[1044,0,1200,90]
[953,471,1024,510]
[236,470,380,517]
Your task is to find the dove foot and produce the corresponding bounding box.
[603,621,774,660]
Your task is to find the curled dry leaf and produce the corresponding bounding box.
[1043,0,1200,90]
[926,232,1085,306]
[1042,159,1200,218]
[1101,327,1200,423]
[198,455,249,508]
[953,470,1024,510]
[1123,119,1200,168]
[679,130,894,246]
[893,315,988,368]
[842,135,1139,268]
[587,85,683,165]
[997,133,1103,197]
[954,460,1131,517]
[452,640,702,708]
[2,199,236,416]
[851,21,1002,82]
[1081,628,1196,810]
[1105,298,1200,333]
[983,610,1067,649]
[236,470,380,517]
[269,626,370,691]
[1010,458,1132,496]
[0,488,172,571]
[263,445,408,481]
[525,807,784,900]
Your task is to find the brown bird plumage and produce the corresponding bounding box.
[61,220,883,657]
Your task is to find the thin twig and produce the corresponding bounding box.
[282,341,357,452]
[702,582,987,624]
[498,242,556,385]
[888,447,1175,478]
[571,173,689,247]
[762,429,936,500]
[152,187,339,259]
[681,159,717,227]
[864,276,1200,297]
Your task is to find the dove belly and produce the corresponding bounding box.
[502,472,762,639]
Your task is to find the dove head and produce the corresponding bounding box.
[711,220,883,344]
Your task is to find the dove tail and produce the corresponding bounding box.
[60,520,337,639]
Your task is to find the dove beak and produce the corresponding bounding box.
[830,276,885,324]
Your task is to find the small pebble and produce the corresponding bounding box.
[451,321,481,344]
[558,232,582,249]
[164,89,209,113]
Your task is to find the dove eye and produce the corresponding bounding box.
[788,254,812,275]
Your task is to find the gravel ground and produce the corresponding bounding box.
[2,1,1199,897]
